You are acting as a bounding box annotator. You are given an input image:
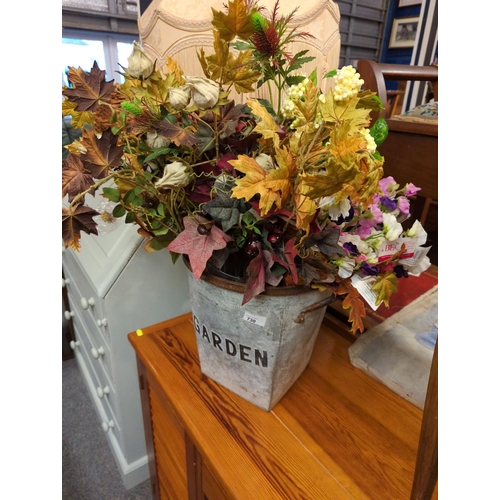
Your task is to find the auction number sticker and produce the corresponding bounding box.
[243,311,267,327]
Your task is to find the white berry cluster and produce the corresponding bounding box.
[282,77,310,120]
[332,65,364,101]
[282,78,326,130]
[360,128,377,154]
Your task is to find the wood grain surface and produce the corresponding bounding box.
[129,313,438,500]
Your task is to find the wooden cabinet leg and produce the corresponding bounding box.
[410,339,438,500]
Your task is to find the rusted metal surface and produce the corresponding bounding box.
[188,272,331,411]
[294,295,337,323]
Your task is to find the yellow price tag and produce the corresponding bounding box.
[136,329,144,337]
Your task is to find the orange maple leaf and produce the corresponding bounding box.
[230,148,296,215]
[294,181,317,232]
[333,277,366,334]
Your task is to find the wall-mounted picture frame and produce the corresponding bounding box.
[389,16,419,49]
[398,0,422,6]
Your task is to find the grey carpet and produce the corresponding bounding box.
[62,357,153,499]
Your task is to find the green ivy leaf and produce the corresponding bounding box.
[153,226,170,236]
[144,147,178,162]
[113,204,126,218]
[102,187,121,202]
[123,189,137,204]
[125,212,136,223]
[131,195,144,207]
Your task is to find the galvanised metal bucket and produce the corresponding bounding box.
[188,271,335,411]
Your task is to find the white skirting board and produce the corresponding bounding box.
[348,285,438,410]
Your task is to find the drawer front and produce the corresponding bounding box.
[203,463,231,500]
[69,294,114,384]
[71,319,121,438]
[149,386,188,500]
[63,252,110,345]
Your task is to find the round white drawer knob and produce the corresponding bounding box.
[80,297,95,310]
[101,420,114,433]
[91,346,105,359]
[64,310,74,320]
[69,340,80,350]
[96,385,110,398]
[62,278,70,288]
[97,318,108,327]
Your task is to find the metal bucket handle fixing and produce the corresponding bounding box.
[294,294,337,323]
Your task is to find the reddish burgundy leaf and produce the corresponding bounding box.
[263,250,282,287]
[272,238,299,284]
[167,216,233,280]
[242,243,266,305]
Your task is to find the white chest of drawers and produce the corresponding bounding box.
[62,222,191,489]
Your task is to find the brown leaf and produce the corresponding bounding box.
[93,103,115,133]
[62,61,116,112]
[155,121,200,148]
[80,128,123,179]
[62,154,96,202]
[62,204,99,251]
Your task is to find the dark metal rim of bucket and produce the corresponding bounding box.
[183,255,328,297]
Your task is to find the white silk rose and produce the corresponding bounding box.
[155,162,193,189]
[127,41,155,79]
[145,131,169,149]
[168,86,191,110]
[184,76,220,109]
[255,153,275,171]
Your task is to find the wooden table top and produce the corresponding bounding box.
[129,313,438,500]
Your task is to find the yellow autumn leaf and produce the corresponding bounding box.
[294,182,317,232]
[293,81,319,128]
[247,100,279,145]
[371,272,399,307]
[345,154,384,206]
[274,145,296,177]
[227,50,261,93]
[318,89,371,130]
[62,99,94,129]
[166,56,185,83]
[229,155,294,215]
[300,155,359,200]
[198,31,229,82]
[211,0,254,41]
[199,34,260,93]
[328,122,364,162]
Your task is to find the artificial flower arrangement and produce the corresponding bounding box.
[62,0,431,334]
